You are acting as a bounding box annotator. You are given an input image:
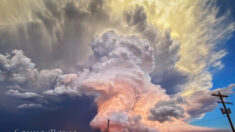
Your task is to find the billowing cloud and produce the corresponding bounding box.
[0,0,234,132]
[0,50,36,84]
[0,50,84,109]
[2,31,231,132]
[148,97,186,122]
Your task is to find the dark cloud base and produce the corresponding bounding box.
[0,96,100,132]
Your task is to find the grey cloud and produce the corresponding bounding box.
[148,96,186,122]
[0,28,232,131]
[124,6,189,94]
[0,1,233,131]
[149,31,190,95]
[43,73,81,96]
[125,5,147,31]
[36,69,62,92]
[0,0,190,96]
[151,69,189,94]
[0,30,151,110]
[90,31,155,73]
[88,0,104,14]
[0,0,112,70]
[0,50,59,88]
[63,1,88,20]
[187,90,218,119]
[0,0,233,100]
[0,50,37,84]
[0,50,84,109]
[187,84,235,119]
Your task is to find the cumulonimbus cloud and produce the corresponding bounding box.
[0,0,234,132]
[0,31,232,132]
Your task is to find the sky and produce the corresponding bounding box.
[0,0,235,132]
[191,0,235,127]
[191,30,235,129]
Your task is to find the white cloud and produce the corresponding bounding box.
[6,89,39,99]
[17,103,46,109]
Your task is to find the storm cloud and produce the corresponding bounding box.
[0,0,234,132]
[148,97,186,122]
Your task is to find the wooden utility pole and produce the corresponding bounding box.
[212,92,234,132]
[106,119,110,132]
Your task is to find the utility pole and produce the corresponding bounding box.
[106,119,110,132]
[212,92,234,132]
